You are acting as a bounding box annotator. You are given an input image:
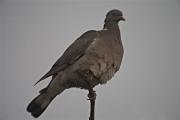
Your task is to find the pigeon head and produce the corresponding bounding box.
[104,9,125,23]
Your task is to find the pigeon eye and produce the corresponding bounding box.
[112,13,119,16]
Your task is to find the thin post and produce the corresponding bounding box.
[88,89,96,120]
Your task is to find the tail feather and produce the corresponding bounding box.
[27,93,54,118]
[27,75,65,118]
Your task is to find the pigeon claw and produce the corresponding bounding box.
[87,90,96,101]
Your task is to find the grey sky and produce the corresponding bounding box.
[1,0,180,120]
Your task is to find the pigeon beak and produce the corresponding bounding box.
[121,16,126,21]
[117,16,125,21]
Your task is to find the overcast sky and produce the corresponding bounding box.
[0,0,180,120]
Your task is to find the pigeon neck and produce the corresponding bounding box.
[103,22,121,41]
[103,22,119,30]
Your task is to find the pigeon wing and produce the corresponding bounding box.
[35,30,97,85]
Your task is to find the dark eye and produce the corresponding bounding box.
[112,13,117,16]
[112,13,119,16]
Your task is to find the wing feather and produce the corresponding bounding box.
[35,30,97,85]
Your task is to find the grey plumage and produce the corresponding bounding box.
[27,9,125,118]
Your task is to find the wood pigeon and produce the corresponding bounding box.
[27,9,125,119]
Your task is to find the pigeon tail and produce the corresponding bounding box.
[27,87,64,118]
